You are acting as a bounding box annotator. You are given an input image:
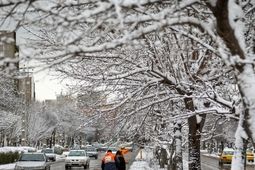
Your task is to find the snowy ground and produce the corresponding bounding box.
[129,147,166,170]
[0,164,15,170]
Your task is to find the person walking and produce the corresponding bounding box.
[115,150,126,170]
[101,150,117,170]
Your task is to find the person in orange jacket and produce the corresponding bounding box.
[120,147,129,155]
[101,150,117,170]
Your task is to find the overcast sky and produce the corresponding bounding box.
[34,71,66,101]
[17,29,67,101]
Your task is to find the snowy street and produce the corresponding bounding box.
[201,154,255,170]
[0,150,138,170]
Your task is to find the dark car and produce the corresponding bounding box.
[85,147,98,159]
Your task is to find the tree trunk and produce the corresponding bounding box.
[159,148,167,168]
[209,0,255,147]
[174,121,183,170]
[185,97,206,170]
[168,140,175,170]
[231,111,248,170]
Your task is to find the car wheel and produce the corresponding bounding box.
[84,165,87,169]
[95,156,98,159]
[65,165,69,170]
[219,161,223,166]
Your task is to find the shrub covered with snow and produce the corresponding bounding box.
[0,152,19,165]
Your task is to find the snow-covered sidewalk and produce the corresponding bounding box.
[0,163,15,170]
[129,161,153,170]
[129,148,155,170]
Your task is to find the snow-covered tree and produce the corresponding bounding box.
[1,0,255,169]
[27,102,58,145]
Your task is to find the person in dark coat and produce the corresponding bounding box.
[101,150,117,170]
[115,150,126,170]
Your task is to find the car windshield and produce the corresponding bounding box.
[68,151,85,156]
[224,151,234,155]
[43,149,53,153]
[19,154,45,161]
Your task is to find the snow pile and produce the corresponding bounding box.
[0,163,15,170]
[129,161,153,170]
[129,148,155,170]
[56,154,66,160]
[135,148,153,161]
[0,146,36,153]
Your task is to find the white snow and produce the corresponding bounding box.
[0,146,36,153]
[237,65,255,141]
[228,0,246,55]
[135,148,153,161]
[129,148,155,170]
[196,115,202,124]
[0,163,15,170]
[129,161,153,170]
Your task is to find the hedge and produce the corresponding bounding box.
[0,152,20,165]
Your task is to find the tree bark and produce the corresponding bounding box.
[185,97,206,170]
[174,121,183,170]
[206,2,255,169]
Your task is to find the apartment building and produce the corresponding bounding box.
[0,31,35,146]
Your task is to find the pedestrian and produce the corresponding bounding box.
[115,150,126,170]
[101,150,117,170]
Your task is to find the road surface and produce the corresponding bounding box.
[50,150,136,170]
[201,154,255,170]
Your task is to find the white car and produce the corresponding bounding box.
[65,150,90,169]
[41,148,56,161]
[15,152,50,170]
[84,147,98,159]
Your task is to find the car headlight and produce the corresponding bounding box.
[79,159,86,163]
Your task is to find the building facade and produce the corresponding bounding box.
[0,31,35,146]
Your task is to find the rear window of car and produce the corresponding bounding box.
[223,151,234,155]
[68,151,86,156]
[20,154,45,161]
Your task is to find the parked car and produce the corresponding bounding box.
[246,150,254,162]
[84,146,98,159]
[219,148,254,165]
[41,148,56,161]
[65,150,90,169]
[98,146,108,152]
[219,148,234,165]
[15,152,50,170]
